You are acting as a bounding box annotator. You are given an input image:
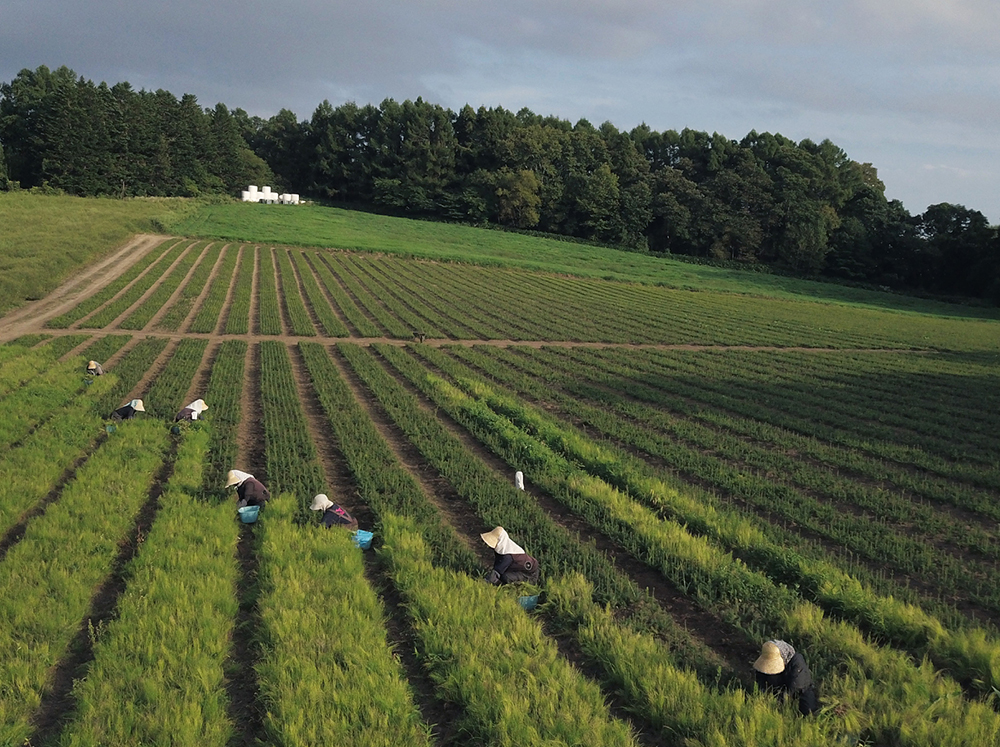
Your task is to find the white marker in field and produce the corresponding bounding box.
[515,470,524,490]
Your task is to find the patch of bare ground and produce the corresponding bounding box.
[26,437,179,747]
[0,235,168,343]
[287,342,460,745]
[369,344,759,684]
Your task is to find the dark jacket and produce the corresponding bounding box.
[491,552,540,585]
[322,504,359,530]
[175,407,196,421]
[111,404,138,421]
[236,477,270,508]
[755,652,819,715]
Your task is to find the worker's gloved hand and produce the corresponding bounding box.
[487,570,501,585]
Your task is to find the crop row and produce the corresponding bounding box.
[0,419,170,744]
[201,340,247,495]
[273,248,316,336]
[119,240,208,330]
[94,337,169,417]
[155,241,223,331]
[189,244,240,333]
[0,354,91,450]
[144,338,209,420]
[290,250,349,336]
[0,370,115,540]
[224,246,255,335]
[304,252,380,336]
[449,345,1000,615]
[43,239,172,329]
[337,254,449,338]
[255,495,432,745]
[258,340,324,504]
[384,344,1000,745]
[419,344,1000,693]
[57,426,238,745]
[80,240,191,329]
[0,345,60,399]
[321,254,411,337]
[257,249,284,335]
[42,333,93,358]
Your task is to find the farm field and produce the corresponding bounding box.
[0,218,999,745]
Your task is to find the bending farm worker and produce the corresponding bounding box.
[175,398,208,422]
[310,494,359,530]
[86,360,105,376]
[111,398,145,421]
[480,526,539,585]
[226,469,270,509]
[752,640,820,716]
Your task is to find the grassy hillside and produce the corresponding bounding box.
[0,193,192,316]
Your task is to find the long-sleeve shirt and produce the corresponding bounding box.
[237,477,270,507]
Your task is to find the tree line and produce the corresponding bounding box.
[2,65,998,304]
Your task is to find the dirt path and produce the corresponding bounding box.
[0,235,167,342]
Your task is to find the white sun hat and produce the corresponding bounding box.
[311,493,335,511]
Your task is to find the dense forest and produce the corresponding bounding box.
[2,65,998,303]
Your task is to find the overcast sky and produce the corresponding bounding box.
[4,1,1000,222]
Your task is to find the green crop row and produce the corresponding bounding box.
[42,333,92,358]
[321,254,410,337]
[255,495,432,745]
[338,254,448,338]
[58,427,238,746]
[155,242,223,331]
[257,248,284,335]
[0,345,61,400]
[44,238,173,329]
[297,341,478,571]
[273,248,316,336]
[202,340,247,496]
[424,346,1000,696]
[144,338,209,420]
[0,419,170,745]
[305,252,380,337]
[77,334,131,371]
[378,512,639,747]
[81,240,190,329]
[94,337,169,417]
[387,348,1000,745]
[224,246,255,335]
[119,241,208,330]
[290,250,349,336]
[0,355,91,451]
[0,372,116,539]
[345,342,636,606]
[451,345,1000,617]
[189,244,240,334]
[258,341,324,505]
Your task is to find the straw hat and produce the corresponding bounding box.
[226,470,252,488]
[129,399,145,412]
[311,493,334,511]
[87,360,99,370]
[753,641,786,675]
[480,526,505,549]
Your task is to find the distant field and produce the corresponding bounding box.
[2,197,1000,745]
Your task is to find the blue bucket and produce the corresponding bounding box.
[105,424,117,434]
[518,594,539,611]
[353,530,373,550]
[238,505,260,524]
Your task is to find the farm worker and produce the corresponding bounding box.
[227,469,270,509]
[310,493,359,530]
[752,640,819,715]
[110,398,145,421]
[86,360,105,375]
[480,526,539,585]
[175,398,208,421]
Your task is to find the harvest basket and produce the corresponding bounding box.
[518,594,540,611]
[353,529,373,549]
[238,505,261,524]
